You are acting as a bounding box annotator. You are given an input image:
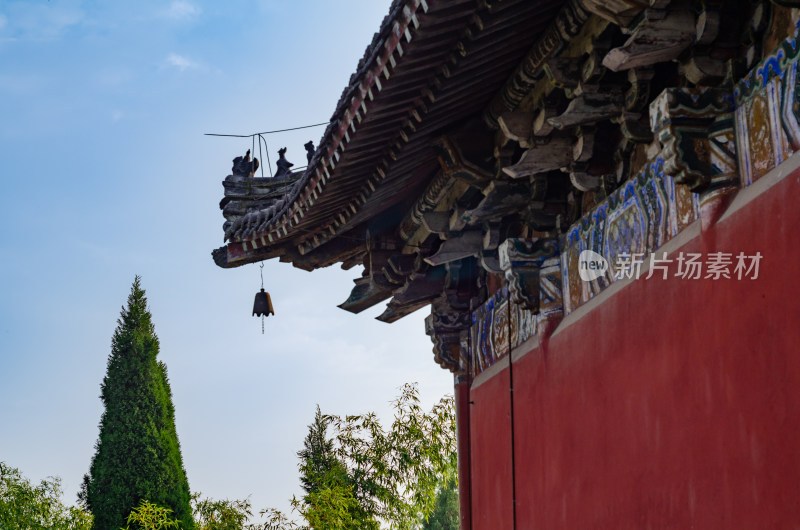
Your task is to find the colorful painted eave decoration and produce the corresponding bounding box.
[735,22,800,185]
[468,23,800,376]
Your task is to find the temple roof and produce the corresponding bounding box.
[212,0,760,326]
[213,0,571,272]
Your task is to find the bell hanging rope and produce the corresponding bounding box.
[253,262,274,333]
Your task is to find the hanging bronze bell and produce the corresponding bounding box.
[252,288,274,317]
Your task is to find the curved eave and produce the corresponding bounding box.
[214,0,567,270]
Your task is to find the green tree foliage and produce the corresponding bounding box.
[123,500,180,530]
[192,494,257,530]
[292,407,376,529]
[328,383,456,528]
[81,277,194,530]
[421,478,458,530]
[266,384,457,529]
[0,462,92,530]
[296,406,339,496]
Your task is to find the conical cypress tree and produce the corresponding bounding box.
[81,277,193,529]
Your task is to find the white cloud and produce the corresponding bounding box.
[164,53,199,72]
[0,14,7,31]
[111,110,124,122]
[162,1,201,20]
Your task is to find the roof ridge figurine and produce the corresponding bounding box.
[231,149,259,178]
[304,141,315,164]
[275,147,293,180]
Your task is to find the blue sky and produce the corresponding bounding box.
[0,0,453,518]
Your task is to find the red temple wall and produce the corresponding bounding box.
[470,166,800,528]
[469,362,513,529]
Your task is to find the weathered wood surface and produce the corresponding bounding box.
[424,231,484,266]
[461,181,532,224]
[502,138,573,178]
[578,0,650,27]
[498,112,535,148]
[603,9,696,71]
[338,275,392,314]
[533,105,560,137]
[543,57,582,88]
[422,211,451,236]
[570,170,604,192]
[548,93,622,130]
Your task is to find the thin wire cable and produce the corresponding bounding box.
[259,134,273,178]
[205,122,328,137]
[257,135,265,178]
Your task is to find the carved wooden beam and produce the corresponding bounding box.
[502,137,573,178]
[443,259,481,310]
[683,55,727,86]
[387,253,419,276]
[449,207,469,233]
[624,68,655,112]
[339,275,393,314]
[382,266,408,288]
[378,297,438,324]
[483,0,590,128]
[533,105,560,137]
[480,252,503,274]
[577,0,651,28]
[399,125,493,249]
[434,134,494,184]
[569,170,604,192]
[422,211,451,237]
[614,112,654,143]
[398,169,464,247]
[695,8,720,45]
[483,224,501,251]
[498,112,535,148]
[424,231,484,266]
[547,91,623,130]
[377,265,449,323]
[498,238,560,312]
[543,57,583,89]
[572,127,595,162]
[603,9,696,71]
[461,181,532,225]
